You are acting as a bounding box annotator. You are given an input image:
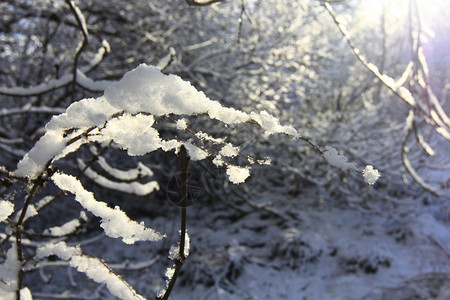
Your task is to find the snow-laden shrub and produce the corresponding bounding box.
[0,63,378,299]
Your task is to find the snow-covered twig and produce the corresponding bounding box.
[0,69,114,96]
[77,158,159,196]
[36,242,146,300]
[402,110,440,196]
[156,47,176,71]
[65,0,89,101]
[0,105,65,117]
[323,2,450,140]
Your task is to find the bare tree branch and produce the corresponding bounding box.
[186,0,227,6]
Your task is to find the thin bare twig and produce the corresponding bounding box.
[186,0,226,6]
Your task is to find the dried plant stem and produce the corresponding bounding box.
[158,146,190,300]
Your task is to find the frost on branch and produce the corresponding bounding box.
[323,146,357,171]
[51,172,165,244]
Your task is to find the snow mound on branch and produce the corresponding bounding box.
[51,172,165,244]
[0,200,14,222]
[323,146,357,171]
[36,242,146,300]
[14,64,296,180]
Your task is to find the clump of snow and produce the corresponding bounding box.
[362,165,381,185]
[14,130,66,178]
[176,118,188,130]
[182,140,209,161]
[219,143,240,157]
[323,146,357,171]
[20,287,32,300]
[168,231,190,260]
[104,64,243,122]
[249,111,298,135]
[226,165,250,184]
[0,200,14,222]
[212,155,225,166]
[195,131,225,144]
[14,63,299,183]
[100,113,162,156]
[51,172,165,244]
[36,242,146,300]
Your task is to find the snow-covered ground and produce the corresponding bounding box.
[27,182,449,300]
[169,192,450,300]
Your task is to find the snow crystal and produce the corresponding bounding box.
[249,111,298,135]
[176,119,188,130]
[0,200,14,222]
[226,165,250,184]
[219,143,239,157]
[168,245,179,261]
[182,140,209,161]
[323,146,357,171]
[195,131,225,143]
[165,267,175,279]
[51,172,165,244]
[212,155,225,166]
[362,165,381,185]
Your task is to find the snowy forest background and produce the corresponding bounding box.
[1,0,450,299]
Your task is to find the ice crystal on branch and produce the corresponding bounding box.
[323,146,357,171]
[362,165,381,185]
